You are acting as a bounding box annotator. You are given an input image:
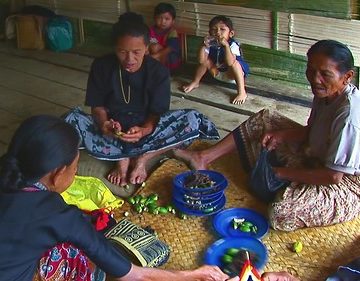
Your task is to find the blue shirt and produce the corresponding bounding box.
[206,38,250,76]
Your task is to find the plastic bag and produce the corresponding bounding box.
[250,148,290,203]
[61,175,124,211]
[46,16,73,52]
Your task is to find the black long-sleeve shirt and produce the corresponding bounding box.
[85,54,171,131]
[0,190,131,281]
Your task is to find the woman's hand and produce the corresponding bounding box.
[101,119,121,137]
[118,264,239,281]
[262,131,285,151]
[187,265,238,281]
[120,126,148,143]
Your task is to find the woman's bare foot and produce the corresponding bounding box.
[173,149,208,170]
[262,272,300,281]
[107,158,130,186]
[182,81,199,93]
[232,93,247,105]
[129,157,148,185]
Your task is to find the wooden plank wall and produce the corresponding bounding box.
[25,0,126,23]
[191,0,352,19]
[128,0,360,66]
[23,0,360,83]
[278,13,360,65]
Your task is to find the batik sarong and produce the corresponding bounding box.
[233,109,360,231]
[33,243,105,281]
[64,107,219,161]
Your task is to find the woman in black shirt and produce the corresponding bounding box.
[64,13,219,187]
[0,115,236,281]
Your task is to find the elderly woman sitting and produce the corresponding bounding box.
[175,40,360,231]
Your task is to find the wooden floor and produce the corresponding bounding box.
[0,42,311,196]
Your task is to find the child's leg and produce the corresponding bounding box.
[228,61,247,105]
[182,59,213,93]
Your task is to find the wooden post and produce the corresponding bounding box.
[78,17,85,44]
[288,13,294,53]
[271,11,279,50]
[124,0,130,12]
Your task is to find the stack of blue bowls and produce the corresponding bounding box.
[172,170,228,216]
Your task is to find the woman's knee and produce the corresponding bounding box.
[268,202,305,232]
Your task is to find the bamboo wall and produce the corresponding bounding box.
[23,0,360,83]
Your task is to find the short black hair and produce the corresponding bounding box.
[0,115,80,192]
[112,12,150,45]
[209,15,234,31]
[307,40,354,74]
[154,2,176,19]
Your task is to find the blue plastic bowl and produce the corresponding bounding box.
[204,237,268,271]
[173,191,224,211]
[173,195,226,216]
[173,170,228,195]
[173,184,226,200]
[212,208,269,240]
[172,187,223,206]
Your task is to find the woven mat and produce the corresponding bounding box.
[113,142,360,281]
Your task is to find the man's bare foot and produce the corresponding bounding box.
[232,93,247,105]
[107,158,130,186]
[173,149,208,170]
[182,81,199,93]
[129,157,148,185]
[262,272,300,281]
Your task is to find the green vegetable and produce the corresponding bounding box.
[221,254,233,264]
[293,241,303,253]
[128,197,135,205]
[232,220,239,230]
[150,208,159,215]
[134,205,143,213]
[242,221,254,227]
[148,193,159,201]
[226,248,240,256]
[179,213,187,220]
[140,198,147,205]
[145,198,156,206]
[204,207,214,213]
[166,205,173,212]
[239,225,251,232]
[158,207,168,214]
[148,203,158,210]
[134,195,142,204]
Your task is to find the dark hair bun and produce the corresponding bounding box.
[0,154,25,191]
[118,12,145,25]
[112,12,150,45]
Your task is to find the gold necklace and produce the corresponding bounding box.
[119,68,131,104]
